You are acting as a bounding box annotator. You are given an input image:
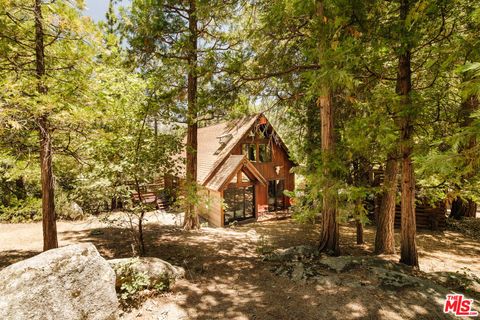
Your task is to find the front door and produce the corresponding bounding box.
[223,186,255,225]
[268,180,285,212]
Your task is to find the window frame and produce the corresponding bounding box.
[242,143,257,162]
[258,143,272,163]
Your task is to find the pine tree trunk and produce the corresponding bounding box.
[35,0,58,251]
[397,0,418,268]
[315,0,339,255]
[183,0,200,230]
[138,211,146,255]
[374,155,398,254]
[318,92,340,255]
[356,218,364,245]
[352,158,369,246]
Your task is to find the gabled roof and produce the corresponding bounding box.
[179,114,261,184]
[205,155,267,191]
[178,113,292,189]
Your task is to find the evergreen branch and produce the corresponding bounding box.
[363,64,397,81]
[240,64,321,81]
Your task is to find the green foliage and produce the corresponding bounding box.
[112,258,172,308]
[255,234,274,255]
[115,260,151,304]
[245,0,480,237]
[119,0,245,122]
[0,197,41,223]
[0,0,182,228]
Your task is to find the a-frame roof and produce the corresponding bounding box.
[204,155,267,191]
[179,113,292,188]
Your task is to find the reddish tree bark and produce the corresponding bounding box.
[374,155,398,254]
[318,92,340,255]
[356,218,364,245]
[183,0,200,230]
[397,0,418,268]
[315,0,339,255]
[35,0,58,251]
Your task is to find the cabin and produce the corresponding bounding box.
[175,114,295,227]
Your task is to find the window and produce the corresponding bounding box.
[223,186,255,225]
[259,144,272,162]
[242,144,257,162]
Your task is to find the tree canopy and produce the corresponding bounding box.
[0,0,479,268]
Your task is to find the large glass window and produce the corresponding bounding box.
[224,186,255,225]
[259,144,272,162]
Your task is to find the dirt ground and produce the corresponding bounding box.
[1,214,479,320]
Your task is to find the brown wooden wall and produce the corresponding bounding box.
[394,202,447,230]
[230,136,295,214]
[197,186,224,227]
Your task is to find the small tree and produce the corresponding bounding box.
[0,0,99,250]
[83,59,181,255]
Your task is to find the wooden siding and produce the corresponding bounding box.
[231,135,295,214]
[394,202,447,230]
[197,187,223,227]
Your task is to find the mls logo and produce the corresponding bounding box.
[444,294,478,317]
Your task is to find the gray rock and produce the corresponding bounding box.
[109,257,185,289]
[315,275,341,288]
[0,243,118,320]
[265,245,318,262]
[156,302,189,320]
[371,267,419,290]
[319,256,357,273]
[291,262,305,282]
[71,202,84,215]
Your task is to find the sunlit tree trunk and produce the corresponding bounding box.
[183,0,200,230]
[397,0,418,268]
[355,214,364,245]
[374,154,398,254]
[35,0,58,251]
[318,92,340,255]
[316,0,339,255]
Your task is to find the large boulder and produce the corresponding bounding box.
[108,257,185,290]
[0,243,118,320]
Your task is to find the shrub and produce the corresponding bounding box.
[112,258,172,308]
[0,197,42,223]
[55,190,86,221]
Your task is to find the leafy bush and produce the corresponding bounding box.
[112,258,172,308]
[0,189,90,223]
[0,197,42,223]
[55,189,86,221]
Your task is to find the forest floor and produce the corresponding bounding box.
[1,213,480,319]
